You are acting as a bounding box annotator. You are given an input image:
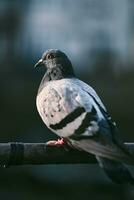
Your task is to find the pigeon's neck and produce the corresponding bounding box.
[38,65,75,94]
[48,66,75,79]
[45,59,76,81]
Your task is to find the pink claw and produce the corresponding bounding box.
[46,138,66,146]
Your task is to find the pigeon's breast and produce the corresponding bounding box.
[36,83,64,126]
[36,80,93,137]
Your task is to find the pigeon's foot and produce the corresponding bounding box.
[46,138,67,146]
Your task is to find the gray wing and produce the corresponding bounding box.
[67,79,134,165]
[71,78,106,111]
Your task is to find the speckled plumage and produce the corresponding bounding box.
[35,49,134,184]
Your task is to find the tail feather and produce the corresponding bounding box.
[70,139,134,165]
[96,156,134,184]
[70,139,134,184]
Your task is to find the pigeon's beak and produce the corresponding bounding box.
[34,59,44,68]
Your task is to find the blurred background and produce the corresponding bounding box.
[0,0,134,199]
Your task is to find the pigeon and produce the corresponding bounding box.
[35,49,134,184]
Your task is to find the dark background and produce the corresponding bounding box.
[0,0,134,199]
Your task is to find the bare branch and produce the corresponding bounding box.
[0,142,133,167]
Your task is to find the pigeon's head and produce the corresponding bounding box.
[35,49,75,78]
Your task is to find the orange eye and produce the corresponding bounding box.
[46,54,55,60]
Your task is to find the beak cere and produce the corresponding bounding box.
[34,59,44,68]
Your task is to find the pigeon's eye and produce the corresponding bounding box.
[46,54,55,60]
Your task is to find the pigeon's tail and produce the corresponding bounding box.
[96,156,134,184]
[69,138,134,184]
[70,139,134,165]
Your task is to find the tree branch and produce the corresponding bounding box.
[0,142,133,167]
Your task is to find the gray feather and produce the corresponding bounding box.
[69,138,134,165]
[96,156,134,184]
